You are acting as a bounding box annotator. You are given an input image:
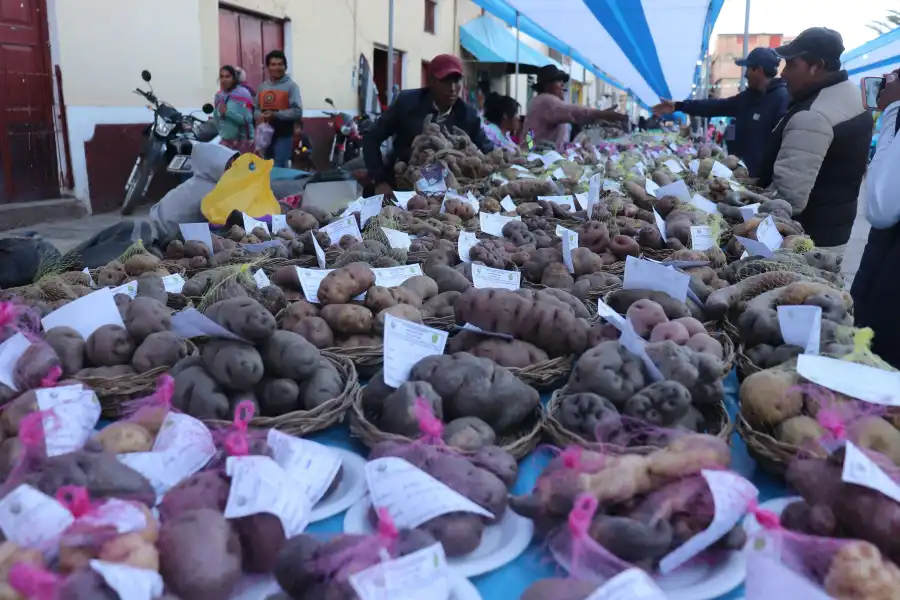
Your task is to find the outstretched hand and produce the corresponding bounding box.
[653,99,677,116]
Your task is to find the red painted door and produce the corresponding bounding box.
[218,7,284,96]
[0,0,57,202]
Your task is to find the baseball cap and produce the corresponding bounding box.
[774,27,844,63]
[734,47,780,70]
[429,55,464,80]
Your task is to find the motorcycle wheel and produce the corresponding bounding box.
[122,157,153,215]
[334,147,345,168]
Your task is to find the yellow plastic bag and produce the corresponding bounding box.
[201,153,280,224]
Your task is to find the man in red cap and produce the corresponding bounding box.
[362,53,492,197]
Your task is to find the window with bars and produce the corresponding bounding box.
[425,0,436,34]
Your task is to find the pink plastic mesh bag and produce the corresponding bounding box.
[0,300,41,344]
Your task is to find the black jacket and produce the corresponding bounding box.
[756,71,872,247]
[676,79,789,177]
[362,88,493,185]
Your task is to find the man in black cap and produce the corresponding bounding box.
[522,64,627,151]
[652,47,788,177]
[755,27,873,254]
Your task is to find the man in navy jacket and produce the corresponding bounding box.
[653,48,789,177]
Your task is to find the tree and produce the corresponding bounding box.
[868,9,900,35]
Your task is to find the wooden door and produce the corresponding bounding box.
[0,0,57,202]
[218,6,284,95]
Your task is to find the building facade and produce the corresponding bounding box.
[708,33,792,98]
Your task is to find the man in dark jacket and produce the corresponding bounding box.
[652,48,788,177]
[756,28,873,253]
[363,54,493,196]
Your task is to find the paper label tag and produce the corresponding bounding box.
[83,267,95,288]
[710,161,733,179]
[669,143,679,152]
[537,196,575,211]
[797,354,900,406]
[663,159,684,174]
[37,385,101,457]
[178,223,213,253]
[479,212,521,237]
[393,191,416,209]
[373,265,423,288]
[777,305,821,355]
[41,287,126,341]
[659,470,758,573]
[745,533,832,600]
[225,455,311,536]
[171,308,246,341]
[271,214,288,233]
[382,315,449,388]
[739,203,760,222]
[690,226,715,251]
[740,251,750,259]
[161,274,185,294]
[366,457,493,529]
[311,232,327,268]
[689,194,718,214]
[623,256,690,303]
[584,568,667,600]
[689,159,700,174]
[541,150,565,166]
[842,441,900,502]
[620,320,665,381]
[78,498,148,535]
[756,215,783,251]
[728,179,743,192]
[241,240,286,254]
[653,210,667,239]
[656,180,692,203]
[242,213,269,234]
[343,195,383,227]
[500,195,516,212]
[0,484,74,548]
[90,560,163,600]
[645,179,660,198]
[381,227,412,250]
[736,236,775,258]
[492,173,510,185]
[574,192,588,211]
[349,543,450,600]
[457,231,478,263]
[295,267,366,304]
[560,227,578,274]
[320,215,364,245]
[602,179,621,193]
[471,264,521,290]
[587,174,603,217]
[596,299,626,330]
[510,164,531,173]
[253,269,271,289]
[110,281,138,299]
[267,429,342,505]
[552,167,566,180]
[416,163,447,193]
[0,333,32,391]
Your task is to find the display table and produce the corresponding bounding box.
[304,373,786,600]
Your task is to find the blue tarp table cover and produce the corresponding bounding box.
[460,15,555,71]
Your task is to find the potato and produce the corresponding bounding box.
[158,471,229,522]
[256,378,301,416]
[91,422,154,454]
[363,285,422,313]
[740,367,802,428]
[172,363,231,419]
[521,579,600,600]
[13,343,60,391]
[442,417,496,451]
[298,356,343,409]
[419,513,485,556]
[44,326,85,377]
[205,297,276,342]
[158,509,242,600]
[287,316,334,349]
[849,417,900,464]
[131,331,189,372]
[286,209,318,233]
[135,273,168,304]
[400,275,438,301]
[320,304,373,335]
[374,305,423,335]
[625,299,669,338]
[317,263,376,305]
[98,530,159,571]
[426,264,471,294]
[379,381,442,437]
[258,330,320,380]
[123,254,161,277]
[648,320,690,345]
[557,392,619,440]
[124,297,172,343]
[201,340,264,390]
[421,291,460,318]
[624,381,692,427]
[280,299,319,330]
[775,416,826,452]
[609,235,640,259]
[85,324,134,367]
[685,332,724,359]
[568,342,646,407]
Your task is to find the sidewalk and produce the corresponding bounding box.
[840,183,870,290]
[0,208,150,254]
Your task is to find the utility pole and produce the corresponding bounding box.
[387,0,395,104]
[740,0,751,91]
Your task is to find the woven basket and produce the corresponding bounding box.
[735,345,762,382]
[736,415,803,476]
[259,256,318,274]
[544,385,733,452]
[349,390,544,459]
[75,340,199,419]
[324,344,383,378]
[641,248,675,262]
[422,315,456,331]
[722,315,741,346]
[204,351,359,436]
[508,356,574,391]
[407,250,429,264]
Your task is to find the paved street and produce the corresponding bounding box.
[841,184,870,290]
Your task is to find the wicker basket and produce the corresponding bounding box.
[735,344,762,381]
[422,315,456,331]
[508,356,574,391]
[736,415,802,475]
[258,256,319,274]
[641,248,675,262]
[544,385,733,452]
[75,340,199,419]
[324,344,384,378]
[349,389,544,459]
[204,351,359,436]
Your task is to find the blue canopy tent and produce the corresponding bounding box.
[469,0,725,109]
[460,15,556,74]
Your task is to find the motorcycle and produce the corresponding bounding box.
[122,70,217,214]
[324,97,363,168]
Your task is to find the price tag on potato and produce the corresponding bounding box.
[415,163,447,193]
[645,179,660,198]
[540,150,565,166]
[0,333,33,391]
[690,226,715,251]
[83,267,95,288]
[602,179,621,193]
[320,215,363,245]
[584,568,667,600]
[777,305,821,355]
[37,385,101,457]
[663,159,684,174]
[586,174,603,217]
[171,308,246,341]
[350,543,450,600]
[471,264,520,290]
[161,274,185,294]
[366,457,492,529]
[653,210,667,239]
[659,470,758,573]
[372,265,423,288]
[267,429,342,505]
[457,231,478,264]
[311,232,327,268]
[739,203,760,222]
[479,212,521,237]
[110,281,138,298]
[42,288,127,341]
[382,315,448,388]
[392,191,416,209]
[755,215,783,251]
[560,227,578,274]
[745,534,833,600]
[225,455,311,536]
[242,213,269,234]
[78,499,148,535]
[253,269,271,289]
[728,179,743,192]
[381,227,412,250]
[596,299,626,330]
[619,320,664,382]
[465,191,481,215]
[623,256,690,303]
[689,194,718,214]
[0,484,74,549]
[500,195,516,212]
[842,441,900,502]
[178,223,213,253]
[656,180,692,203]
[342,195,384,227]
[90,560,164,600]
[271,214,288,233]
[710,161,733,179]
[295,268,366,304]
[797,354,900,406]
[689,159,700,174]
[574,192,588,211]
[735,236,774,258]
[552,167,566,180]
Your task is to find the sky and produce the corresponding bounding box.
[712,0,897,53]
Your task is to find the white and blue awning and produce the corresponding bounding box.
[460,15,556,73]
[843,29,900,83]
[469,0,724,108]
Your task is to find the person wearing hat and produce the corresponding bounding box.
[362,54,492,197]
[522,65,628,151]
[652,47,788,177]
[755,27,872,254]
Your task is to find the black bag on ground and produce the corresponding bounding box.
[0,234,61,289]
[72,220,158,269]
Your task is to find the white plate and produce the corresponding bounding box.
[742,496,802,537]
[654,551,745,600]
[343,495,533,578]
[229,573,482,600]
[310,448,367,523]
